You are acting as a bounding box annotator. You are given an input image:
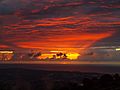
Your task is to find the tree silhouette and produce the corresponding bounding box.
[99,74,113,87]
[63,54,67,59]
[56,53,63,59]
[51,55,56,60]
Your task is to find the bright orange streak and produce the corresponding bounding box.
[50,51,65,53]
[16,31,114,53]
[38,54,54,59]
[37,53,80,60]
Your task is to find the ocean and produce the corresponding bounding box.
[0,60,120,73]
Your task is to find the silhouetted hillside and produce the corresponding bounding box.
[0,68,120,90]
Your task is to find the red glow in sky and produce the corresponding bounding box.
[0,0,119,54]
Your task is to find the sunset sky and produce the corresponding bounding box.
[0,0,120,60]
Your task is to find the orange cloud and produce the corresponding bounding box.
[15,31,114,53]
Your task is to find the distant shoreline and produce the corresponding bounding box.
[0,60,120,73]
[0,60,120,65]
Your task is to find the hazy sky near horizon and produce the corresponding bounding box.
[0,0,120,55]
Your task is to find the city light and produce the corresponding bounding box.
[0,51,14,54]
[0,51,14,60]
[116,48,120,51]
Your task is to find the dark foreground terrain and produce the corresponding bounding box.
[0,68,120,90]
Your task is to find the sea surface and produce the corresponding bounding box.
[0,60,120,73]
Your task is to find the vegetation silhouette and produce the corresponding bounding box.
[0,69,120,90]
